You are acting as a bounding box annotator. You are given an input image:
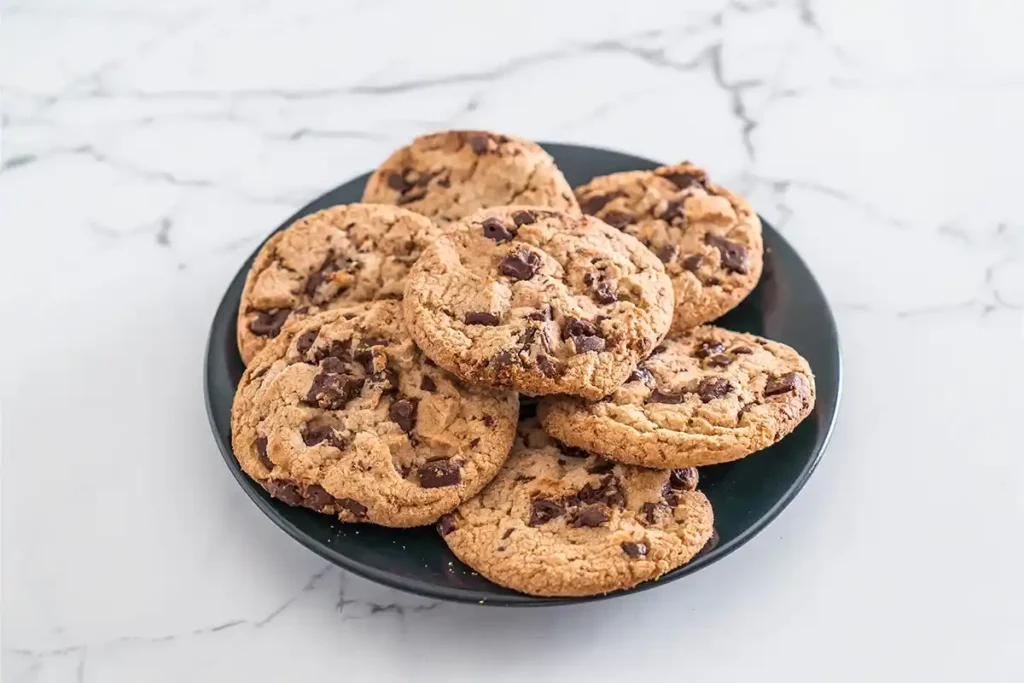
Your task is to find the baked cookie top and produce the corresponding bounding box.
[237,203,441,364]
[361,130,578,223]
[231,301,519,527]
[574,163,763,334]
[402,206,674,399]
[539,326,815,469]
[438,421,713,597]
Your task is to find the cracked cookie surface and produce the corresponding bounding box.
[237,203,441,364]
[231,301,519,527]
[575,163,763,334]
[539,326,814,468]
[361,130,579,223]
[402,206,674,400]
[439,421,713,597]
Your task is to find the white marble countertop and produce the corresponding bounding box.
[3,0,1023,681]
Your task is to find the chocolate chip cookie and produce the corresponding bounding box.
[361,130,579,223]
[538,326,814,468]
[402,207,674,400]
[231,301,519,527]
[439,421,713,597]
[237,203,441,364]
[574,163,763,334]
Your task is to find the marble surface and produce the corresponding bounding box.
[2,0,1023,680]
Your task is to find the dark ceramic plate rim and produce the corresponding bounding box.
[204,142,842,606]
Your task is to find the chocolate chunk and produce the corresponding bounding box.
[511,210,536,226]
[337,497,367,518]
[490,350,514,372]
[583,272,595,286]
[577,474,625,508]
[295,329,318,354]
[562,317,606,354]
[396,188,427,205]
[682,254,703,272]
[305,372,363,409]
[374,365,400,394]
[420,375,437,392]
[266,480,303,506]
[574,335,606,353]
[518,327,539,350]
[465,311,500,325]
[650,389,685,404]
[354,347,385,374]
[594,282,618,304]
[629,367,653,384]
[696,377,731,402]
[579,191,624,215]
[587,458,616,474]
[765,372,801,396]
[315,338,352,363]
[737,402,757,420]
[704,276,722,286]
[661,486,680,508]
[706,354,733,368]
[641,501,664,524]
[695,340,726,358]
[481,217,515,243]
[389,398,418,433]
[621,541,648,558]
[302,423,345,450]
[467,134,490,154]
[249,309,291,337]
[731,346,753,354]
[659,170,704,190]
[526,305,552,321]
[319,356,346,374]
[386,172,412,192]
[528,498,565,526]
[656,244,679,263]
[255,436,272,469]
[705,234,749,274]
[414,170,440,187]
[501,528,515,540]
[602,211,634,230]
[573,506,610,528]
[482,415,495,427]
[499,250,542,280]
[437,513,457,536]
[469,438,480,448]
[303,484,336,512]
[553,440,590,459]
[660,200,687,223]
[418,458,461,488]
[305,253,341,296]
[536,354,559,377]
[669,468,698,490]
[564,317,599,338]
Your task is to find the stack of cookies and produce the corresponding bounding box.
[230,130,815,598]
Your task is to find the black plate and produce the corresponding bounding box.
[205,143,842,606]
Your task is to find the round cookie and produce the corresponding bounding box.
[574,163,763,334]
[538,326,814,468]
[237,203,441,365]
[402,206,674,400]
[361,130,579,223]
[231,301,519,527]
[438,421,713,597]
